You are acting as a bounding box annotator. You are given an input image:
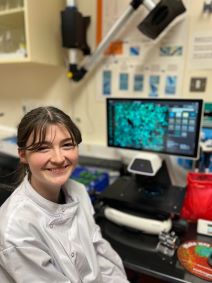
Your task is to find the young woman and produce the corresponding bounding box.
[0,106,129,283]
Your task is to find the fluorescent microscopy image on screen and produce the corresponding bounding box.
[107,98,203,158]
[111,102,169,151]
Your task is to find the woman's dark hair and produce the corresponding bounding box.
[16,106,82,184]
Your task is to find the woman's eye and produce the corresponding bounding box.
[63,143,75,148]
[37,146,49,152]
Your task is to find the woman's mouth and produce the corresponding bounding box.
[47,165,70,173]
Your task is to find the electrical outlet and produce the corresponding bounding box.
[190,77,207,92]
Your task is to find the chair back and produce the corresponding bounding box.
[0,184,14,206]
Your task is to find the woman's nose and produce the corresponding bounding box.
[51,149,65,163]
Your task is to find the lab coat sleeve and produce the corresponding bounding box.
[84,194,129,283]
[72,180,130,283]
[93,224,130,283]
[0,246,71,283]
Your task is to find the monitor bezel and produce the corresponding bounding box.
[106,97,204,159]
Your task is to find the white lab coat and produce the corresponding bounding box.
[0,176,129,283]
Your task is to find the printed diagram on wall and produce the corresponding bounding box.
[96,0,190,100]
[103,69,112,95]
[190,32,212,69]
[134,74,144,92]
[149,75,160,97]
[165,76,178,95]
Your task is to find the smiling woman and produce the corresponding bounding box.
[0,106,130,283]
[19,123,79,203]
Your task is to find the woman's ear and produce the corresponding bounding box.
[18,149,27,164]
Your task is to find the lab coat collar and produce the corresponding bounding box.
[22,175,79,216]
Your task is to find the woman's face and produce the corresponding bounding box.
[19,124,79,199]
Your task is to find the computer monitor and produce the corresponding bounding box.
[107,98,203,159]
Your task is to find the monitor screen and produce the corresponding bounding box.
[107,98,203,159]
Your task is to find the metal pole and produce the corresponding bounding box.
[143,0,156,11]
[83,5,135,71]
[82,0,156,71]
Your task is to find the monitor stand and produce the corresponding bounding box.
[97,161,186,220]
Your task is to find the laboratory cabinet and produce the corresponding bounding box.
[0,0,65,65]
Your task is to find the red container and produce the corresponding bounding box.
[181,172,212,221]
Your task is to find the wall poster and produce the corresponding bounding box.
[95,0,190,100]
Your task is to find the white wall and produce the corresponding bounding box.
[0,64,74,138]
